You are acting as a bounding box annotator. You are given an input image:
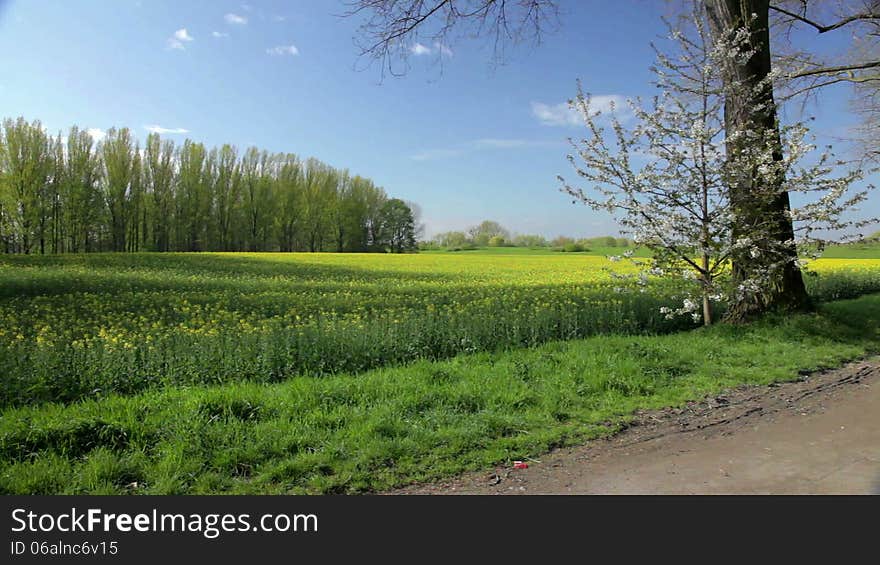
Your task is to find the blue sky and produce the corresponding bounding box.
[0,0,875,238]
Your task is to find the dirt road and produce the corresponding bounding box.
[402,357,880,494]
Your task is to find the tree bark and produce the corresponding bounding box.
[705,0,811,321]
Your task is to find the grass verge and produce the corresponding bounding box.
[2,294,879,494]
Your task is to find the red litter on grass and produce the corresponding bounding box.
[513,461,529,470]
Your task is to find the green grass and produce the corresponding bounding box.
[2,293,878,495]
[820,242,880,259]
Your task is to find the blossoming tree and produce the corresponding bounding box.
[558,9,874,325]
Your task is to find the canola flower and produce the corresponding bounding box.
[0,252,878,407]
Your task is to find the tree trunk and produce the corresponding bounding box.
[705,0,810,322]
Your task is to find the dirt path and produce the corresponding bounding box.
[400,357,880,494]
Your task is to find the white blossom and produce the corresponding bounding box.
[557,6,876,324]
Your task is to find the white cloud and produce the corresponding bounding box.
[530,101,580,127]
[86,128,106,142]
[409,42,453,57]
[167,28,194,50]
[410,43,432,56]
[211,31,229,38]
[266,44,299,56]
[225,13,248,25]
[272,15,287,22]
[144,125,190,135]
[531,95,629,127]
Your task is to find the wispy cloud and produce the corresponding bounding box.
[86,128,106,142]
[410,43,432,56]
[473,138,531,149]
[225,13,248,25]
[266,44,299,56]
[211,31,229,38]
[411,148,463,161]
[412,138,562,161]
[531,95,629,127]
[409,42,453,57]
[272,15,287,22]
[167,28,194,50]
[530,101,579,127]
[144,125,190,135]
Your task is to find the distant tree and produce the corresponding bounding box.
[434,230,470,248]
[239,148,273,251]
[551,235,574,248]
[467,220,510,246]
[363,181,389,251]
[101,128,142,252]
[0,116,414,255]
[144,133,176,252]
[512,233,548,247]
[273,154,302,252]
[488,235,506,247]
[379,198,417,252]
[175,140,211,251]
[60,127,101,253]
[209,144,243,251]
[0,118,54,254]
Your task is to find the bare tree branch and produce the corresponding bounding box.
[768,1,880,160]
[789,59,880,79]
[343,0,559,79]
[769,3,880,33]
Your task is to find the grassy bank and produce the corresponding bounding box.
[2,293,878,495]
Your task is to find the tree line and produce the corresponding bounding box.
[427,219,631,250]
[0,117,418,254]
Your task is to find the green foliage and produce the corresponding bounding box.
[0,116,411,254]
[2,293,878,494]
[377,198,417,253]
[433,230,470,249]
[562,243,586,252]
[511,234,548,248]
[487,235,506,247]
[0,117,55,254]
[468,220,509,247]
